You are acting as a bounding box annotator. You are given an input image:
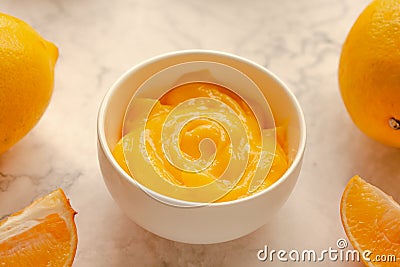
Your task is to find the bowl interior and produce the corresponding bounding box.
[99,50,305,198]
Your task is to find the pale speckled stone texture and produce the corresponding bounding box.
[1,0,399,266]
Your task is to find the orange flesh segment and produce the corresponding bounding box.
[0,189,77,267]
[341,175,400,267]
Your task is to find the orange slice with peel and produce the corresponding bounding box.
[0,188,77,266]
[340,175,400,266]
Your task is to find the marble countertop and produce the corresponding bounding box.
[1,0,399,266]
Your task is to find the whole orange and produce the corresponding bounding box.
[0,13,58,154]
[338,0,400,148]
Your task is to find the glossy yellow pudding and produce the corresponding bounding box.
[113,82,288,202]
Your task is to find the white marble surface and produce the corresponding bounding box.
[1,0,399,266]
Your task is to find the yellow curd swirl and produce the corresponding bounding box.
[113,82,288,202]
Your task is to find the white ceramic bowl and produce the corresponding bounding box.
[97,50,306,244]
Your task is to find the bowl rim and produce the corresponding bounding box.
[97,49,307,208]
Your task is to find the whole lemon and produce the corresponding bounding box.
[0,13,58,154]
[339,0,400,148]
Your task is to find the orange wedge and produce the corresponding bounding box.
[340,175,400,266]
[0,188,78,266]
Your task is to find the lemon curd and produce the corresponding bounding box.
[113,82,288,202]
